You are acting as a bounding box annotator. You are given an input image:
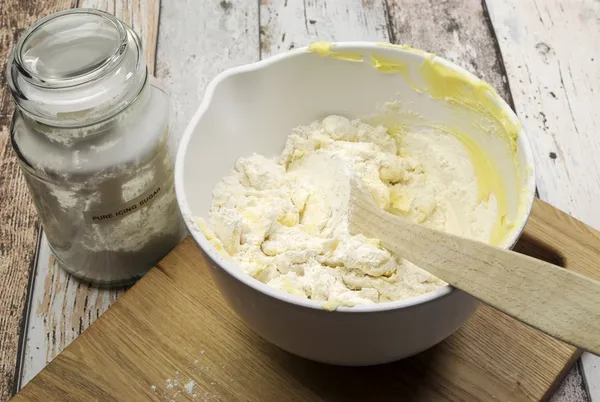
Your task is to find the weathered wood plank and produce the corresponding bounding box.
[155,0,260,146]
[582,353,599,401]
[259,0,389,57]
[485,0,600,228]
[20,238,126,388]
[0,1,75,399]
[79,0,160,74]
[385,0,512,105]
[18,0,160,390]
[485,0,600,399]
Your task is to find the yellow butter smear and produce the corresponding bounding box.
[308,42,523,245]
[321,299,359,311]
[308,42,364,62]
[372,43,520,153]
[437,126,510,245]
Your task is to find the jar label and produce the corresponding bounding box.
[83,183,165,224]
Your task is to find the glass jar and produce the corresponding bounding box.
[6,9,186,286]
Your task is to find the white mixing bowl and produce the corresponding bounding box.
[175,42,536,366]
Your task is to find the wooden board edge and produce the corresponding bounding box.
[543,350,584,401]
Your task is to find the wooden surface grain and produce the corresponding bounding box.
[0,1,74,399]
[14,197,600,401]
[18,0,159,389]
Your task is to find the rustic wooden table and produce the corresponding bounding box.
[0,0,598,401]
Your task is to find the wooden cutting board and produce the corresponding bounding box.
[13,198,600,402]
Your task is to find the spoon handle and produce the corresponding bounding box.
[349,187,600,356]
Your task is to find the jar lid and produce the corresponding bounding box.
[6,9,147,127]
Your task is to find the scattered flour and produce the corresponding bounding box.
[199,115,498,306]
[156,351,221,401]
[184,380,196,395]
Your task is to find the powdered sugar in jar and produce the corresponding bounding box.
[6,9,186,286]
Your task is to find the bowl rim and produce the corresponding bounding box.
[174,41,537,313]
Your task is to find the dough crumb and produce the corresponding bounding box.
[200,115,497,306]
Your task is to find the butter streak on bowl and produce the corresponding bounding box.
[308,41,528,246]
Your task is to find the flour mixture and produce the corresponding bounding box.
[199,115,498,306]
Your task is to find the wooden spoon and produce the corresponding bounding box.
[296,153,600,355]
[348,183,600,356]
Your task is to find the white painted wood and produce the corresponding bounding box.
[259,0,389,57]
[19,235,50,388]
[485,0,600,400]
[79,0,160,74]
[155,0,260,147]
[583,354,600,402]
[20,235,126,386]
[485,0,600,227]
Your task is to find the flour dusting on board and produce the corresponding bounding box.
[152,351,223,401]
[185,380,196,395]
